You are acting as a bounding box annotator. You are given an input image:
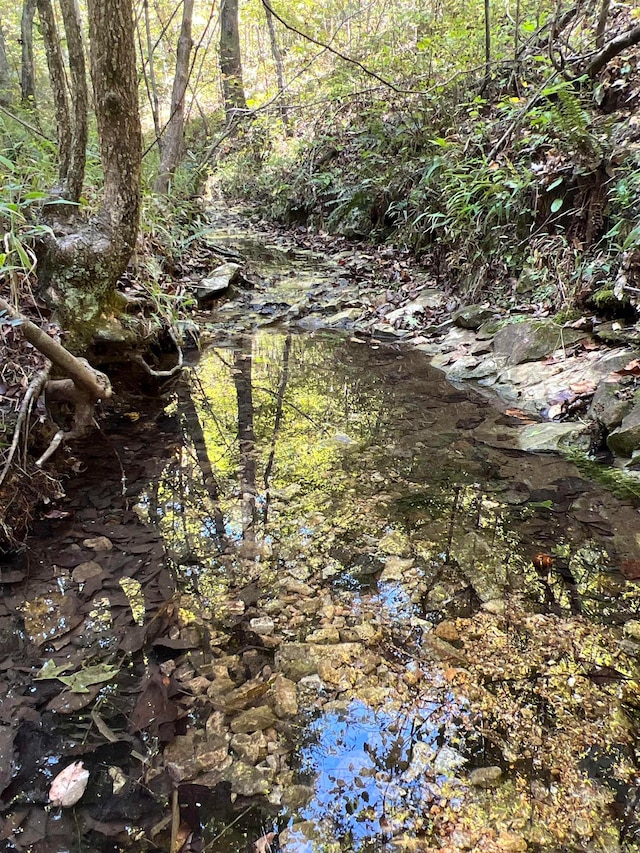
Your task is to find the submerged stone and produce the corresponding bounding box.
[607,401,640,456]
[469,766,503,787]
[230,705,277,733]
[518,422,591,453]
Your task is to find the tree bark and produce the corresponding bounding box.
[154,0,194,195]
[263,0,290,132]
[595,0,610,50]
[37,0,71,185]
[59,0,88,203]
[20,0,37,105]
[87,0,141,267]
[141,0,161,145]
[36,0,142,327]
[483,0,491,87]
[219,0,247,123]
[0,19,12,106]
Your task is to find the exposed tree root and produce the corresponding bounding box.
[0,364,51,488]
[0,296,112,468]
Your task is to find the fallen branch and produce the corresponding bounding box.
[0,364,51,487]
[0,296,112,467]
[0,297,112,401]
[583,23,640,77]
[128,329,184,378]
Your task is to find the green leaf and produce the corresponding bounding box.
[57,663,120,694]
[35,659,72,680]
[546,177,564,192]
[550,198,563,213]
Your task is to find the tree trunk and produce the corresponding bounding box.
[141,0,161,145]
[154,0,194,195]
[20,0,37,106]
[59,0,88,203]
[0,19,12,106]
[87,0,141,267]
[483,0,491,88]
[263,0,290,132]
[37,0,71,186]
[219,0,247,123]
[36,0,142,329]
[595,0,610,50]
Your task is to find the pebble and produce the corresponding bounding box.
[250,616,275,635]
[82,536,113,551]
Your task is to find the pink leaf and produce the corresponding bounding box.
[49,761,90,807]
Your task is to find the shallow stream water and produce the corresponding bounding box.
[148,329,640,852]
[2,237,640,853]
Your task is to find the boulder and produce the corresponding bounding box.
[588,380,637,431]
[469,766,503,787]
[518,422,591,453]
[452,304,495,330]
[196,262,241,306]
[607,401,640,456]
[493,320,586,365]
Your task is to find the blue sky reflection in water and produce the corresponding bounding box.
[295,696,473,851]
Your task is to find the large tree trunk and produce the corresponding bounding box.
[59,0,88,203]
[37,0,71,186]
[154,0,194,195]
[37,0,141,329]
[20,0,37,106]
[219,0,247,123]
[0,19,12,106]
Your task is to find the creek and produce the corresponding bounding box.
[1,228,640,853]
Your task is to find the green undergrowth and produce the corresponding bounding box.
[215,67,640,315]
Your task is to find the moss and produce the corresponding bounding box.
[564,450,640,502]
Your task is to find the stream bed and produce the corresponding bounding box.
[2,242,640,852]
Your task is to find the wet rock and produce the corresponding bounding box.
[210,678,269,713]
[249,616,275,636]
[281,784,315,810]
[434,621,460,642]
[607,401,640,456]
[446,356,498,381]
[196,262,241,305]
[206,674,236,698]
[184,675,211,695]
[380,556,414,581]
[378,530,411,556]
[425,636,468,664]
[230,731,267,764]
[518,422,591,453]
[593,321,640,346]
[469,765,503,787]
[588,379,637,430]
[452,305,495,330]
[493,320,586,365]
[164,732,201,781]
[482,599,506,616]
[82,536,113,551]
[196,736,232,774]
[230,705,277,733]
[72,561,103,583]
[416,289,447,309]
[275,644,317,681]
[224,760,270,796]
[271,675,298,718]
[205,711,227,739]
[306,626,340,644]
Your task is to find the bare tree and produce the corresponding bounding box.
[263,0,290,132]
[20,0,37,105]
[219,0,247,123]
[155,0,194,195]
[37,0,71,187]
[0,18,12,105]
[58,0,88,202]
